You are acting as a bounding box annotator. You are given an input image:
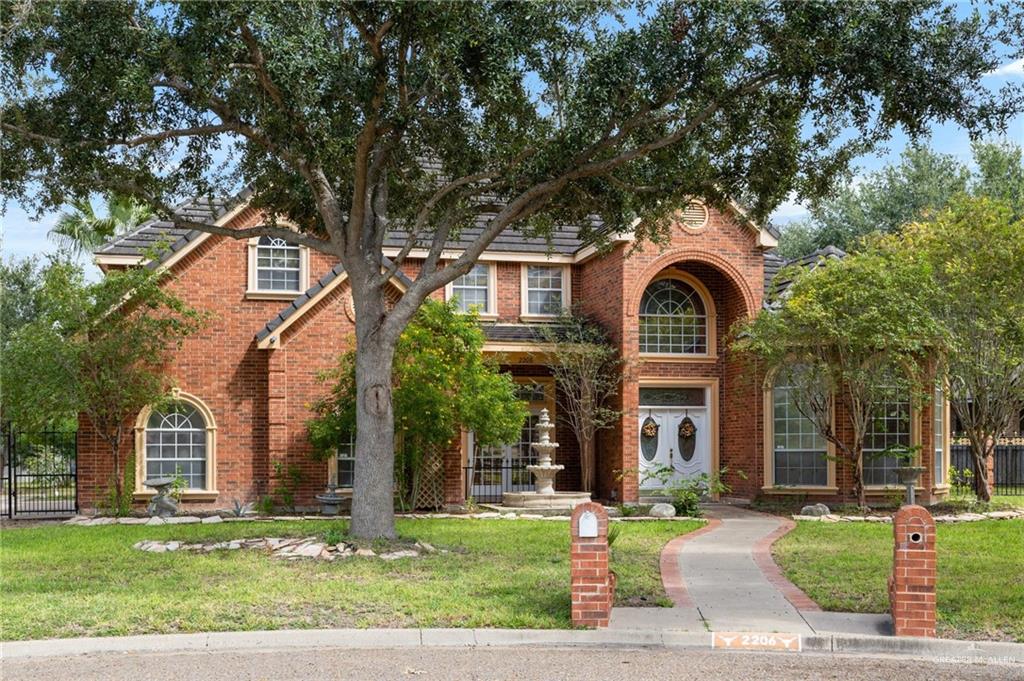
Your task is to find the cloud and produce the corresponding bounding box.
[985,58,1024,78]
[770,193,810,224]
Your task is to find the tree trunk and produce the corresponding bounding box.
[351,336,398,539]
[109,437,124,516]
[579,433,595,494]
[969,438,993,502]
[852,446,866,509]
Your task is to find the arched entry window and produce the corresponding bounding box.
[135,390,218,494]
[639,278,709,354]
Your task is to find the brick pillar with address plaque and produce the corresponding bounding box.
[570,502,614,628]
[888,504,937,637]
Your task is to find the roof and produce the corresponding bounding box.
[96,191,252,267]
[481,324,549,343]
[254,261,413,345]
[763,246,846,305]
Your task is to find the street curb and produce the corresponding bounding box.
[3,628,1022,664]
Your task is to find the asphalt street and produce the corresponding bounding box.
[4,646,1022,681]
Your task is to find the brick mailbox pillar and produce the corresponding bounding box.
[570,502,614,628]
[888,505,937,638]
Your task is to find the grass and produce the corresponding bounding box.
[0,518,700,641]
[773,519,1024,642]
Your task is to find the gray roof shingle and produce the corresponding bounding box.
[763,246,846,304]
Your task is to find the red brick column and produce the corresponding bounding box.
[888,505,937,638]
[570,502,614,628]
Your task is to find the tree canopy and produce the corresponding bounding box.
[777,141,1024,258]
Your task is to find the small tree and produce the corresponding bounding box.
[308,300,526,510]
[735,248,941,507]
[1,262,202,513]
[50,194,155,256]
[898,196,1024,501]
[540,310,625,494]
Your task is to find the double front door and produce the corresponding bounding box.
[638,390,711,489]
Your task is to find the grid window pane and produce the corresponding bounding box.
[863,395,911,486]
[336,432,356,488]
[638,279,708,354]
[452,264,490,313]
[772,382,828,486]
[526,266,564,315]
[145,402,208,489]
[255,237,301,292]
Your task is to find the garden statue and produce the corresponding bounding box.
[143,477,178,517]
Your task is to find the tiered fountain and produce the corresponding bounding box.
[502,408,591,510]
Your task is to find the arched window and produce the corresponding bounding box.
[255,236,301,292]
[639,278,708,354]
[144,402,209,489]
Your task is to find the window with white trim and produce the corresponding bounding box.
[451,264,491,313]
[336,432,355,488]
[772,377,829,486]
[639,278,708,354]
[863,395,911,486]
[933,385,945,485]
[525,265,565,315]
[255,237,301,292]
[145,402,209,489]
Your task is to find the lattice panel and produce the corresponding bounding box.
[414,447,445,510]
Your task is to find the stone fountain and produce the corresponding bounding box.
[502,408,591,510]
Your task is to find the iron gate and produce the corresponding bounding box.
[2,425,78,518]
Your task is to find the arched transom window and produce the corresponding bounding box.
[255,236,301,292]
[639,278,708,354]
[145,402,208,489]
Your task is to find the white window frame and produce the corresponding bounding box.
[133,388,218,499]
[246,235,310,299]
[637,273,717,360]
[862,392,920,490]
[445,262,497,318]
[520,264,571,320]
[326,432,356,490]
[933,384,950,489]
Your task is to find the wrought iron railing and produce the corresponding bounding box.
[950,442,1024,496]
[463,464,534,504]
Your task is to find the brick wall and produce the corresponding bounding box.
[569,502,614,628]
[888,505,937,637]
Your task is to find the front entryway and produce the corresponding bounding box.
[638,386,711,489]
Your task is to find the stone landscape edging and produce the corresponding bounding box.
[792,510,1024,524]
[4,627,1023,665]
[62,512,702,527]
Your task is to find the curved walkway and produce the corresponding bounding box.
[611,504,890,636]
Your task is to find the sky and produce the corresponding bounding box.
[2,8,1023,278]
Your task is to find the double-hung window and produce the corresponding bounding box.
[336,432,355,488]
[863,395,912,487]
[255,237,301,292]
[524,265,567,316]
[771,378,829,487]
[450,264,492,314]
[933,385,946,485]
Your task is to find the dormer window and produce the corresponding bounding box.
[246,235,309,299]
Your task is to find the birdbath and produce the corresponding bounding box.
[896,466,925,506]
[143,477,178,517]
[527,408,563,495]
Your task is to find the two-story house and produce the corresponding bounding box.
[79,193,952,511]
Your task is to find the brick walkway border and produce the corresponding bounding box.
[658,518,722,608]
[751,516,821,612]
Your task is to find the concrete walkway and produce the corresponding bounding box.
[611,504,891,636]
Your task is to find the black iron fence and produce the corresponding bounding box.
[2,425,78,518]
[950,442,1024,496]
[464,464,534,504]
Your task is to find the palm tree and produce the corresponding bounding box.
[49,194,154,256]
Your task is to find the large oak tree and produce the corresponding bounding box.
[3,1,1020,537]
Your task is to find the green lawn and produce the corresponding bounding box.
[0,518,699,641]
[773,520,1024,642]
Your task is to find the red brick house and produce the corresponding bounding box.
[79,193,952,511]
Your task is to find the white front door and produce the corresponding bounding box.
[638,406,711,489]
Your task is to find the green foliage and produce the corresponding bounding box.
[271,461,303,513]
[309,300,527,509]
[634,465,734,518]
[50,194,154,257]
[254,495,274,516]
[779,142,1024,256]
[322,526,346,546]
[1,260,203,498]
[735,245,941,505]
[0,255,47,355]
